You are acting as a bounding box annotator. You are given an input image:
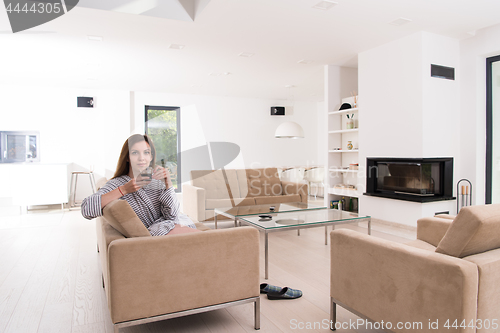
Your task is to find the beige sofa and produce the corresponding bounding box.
[96,200,261,333]
[330,204,500,333]
[183,168,308,222]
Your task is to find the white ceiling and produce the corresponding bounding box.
[1,0,500,101]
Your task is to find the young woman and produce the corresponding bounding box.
[81,134,198,236]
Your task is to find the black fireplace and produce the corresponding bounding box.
[364,157,455,203]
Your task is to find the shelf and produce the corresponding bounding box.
[328,108,359,116]
[328,129,359,134]
[328,149,359,153]
[329,168,358,173]
[328,187,360,198]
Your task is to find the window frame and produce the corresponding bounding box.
[486,55,500,203]
[145,105,181,193]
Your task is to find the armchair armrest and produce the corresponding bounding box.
[417,216,453,247]
[331,229,478,330]
[281,181,308,203]
[107,227,260,324]
[182,183,205,222]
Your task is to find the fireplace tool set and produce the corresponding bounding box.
[456,179,472,213]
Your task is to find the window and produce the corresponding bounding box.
[486,55,500,204]
[145,105,181,192]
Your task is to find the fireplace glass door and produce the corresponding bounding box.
[377,162,440,196]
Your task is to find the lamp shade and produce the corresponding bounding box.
[275,121,304,139]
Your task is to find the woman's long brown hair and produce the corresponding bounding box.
[112,134,156,179]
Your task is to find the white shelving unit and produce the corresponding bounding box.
[326,96,361,212]
[328,168,358,173]
[328,129,359,134]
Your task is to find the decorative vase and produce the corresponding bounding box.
[347,141,353,150]
[346,114,354,129]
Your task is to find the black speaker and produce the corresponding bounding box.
[431,64,455,80]
[271,106,285,116]
[77,97,94,108]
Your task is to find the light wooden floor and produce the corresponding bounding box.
[0,201,415,333]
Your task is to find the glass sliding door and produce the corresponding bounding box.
[486,55,500,203]
[145,106,181,192]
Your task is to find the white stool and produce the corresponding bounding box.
[69,171,97,208]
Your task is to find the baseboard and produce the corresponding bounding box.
[371,218,417,232]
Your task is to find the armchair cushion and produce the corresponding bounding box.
[436,204,500,258]
[416,216,453,247]
[103,199,151,238]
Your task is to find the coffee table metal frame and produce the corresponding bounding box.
[213,202,326,229]
[237,210,371,279]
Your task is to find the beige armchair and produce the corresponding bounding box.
[96,200,261,333]
[330,204,500,333]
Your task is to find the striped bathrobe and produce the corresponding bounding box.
[81,175,195,236]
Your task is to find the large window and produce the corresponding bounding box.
[145,105,181,192]
[486,55,500,203]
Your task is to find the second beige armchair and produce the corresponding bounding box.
[330,204,500,333]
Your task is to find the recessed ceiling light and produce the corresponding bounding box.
[388,17,412,26]
[312,1,338,10]
[87,35,103,41]
[238,52,254,58]
[285,85,295,88]
[169,44,185,50]
[298,60,313,65]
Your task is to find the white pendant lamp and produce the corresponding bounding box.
[275,121,304,139]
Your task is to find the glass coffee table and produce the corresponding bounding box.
[213,202,326,229]
[237,209,371,279]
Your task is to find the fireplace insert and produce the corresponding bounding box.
[364,157,454,202]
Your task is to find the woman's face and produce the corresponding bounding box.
[128,140,152,176]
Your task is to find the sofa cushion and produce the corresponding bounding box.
[167,224,202,235]
[191,169,243,200]
[246,168,282,197]
[206,197,256,210]
[102,199,151,238]
[254,194,300,205]
[436,204,500,258]
[194,222,211,231]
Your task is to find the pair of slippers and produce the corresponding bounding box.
[260,283,303,300]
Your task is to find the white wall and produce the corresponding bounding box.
[460,23,500,205]
[0,86,321,205]
[132,92,320,171]
[0,85,130,202]
[358,32,459,226]
[317,101,326,166]
[422,33,460,159]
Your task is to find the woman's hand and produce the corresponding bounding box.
[152,166,173,188]
[121,176,151,194]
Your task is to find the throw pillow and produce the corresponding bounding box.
[102,199,151,238]
[435,204,500,257]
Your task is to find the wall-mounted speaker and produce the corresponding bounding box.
[77,97,94,108]
[271,106,285,116]
[431,64,455,80]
